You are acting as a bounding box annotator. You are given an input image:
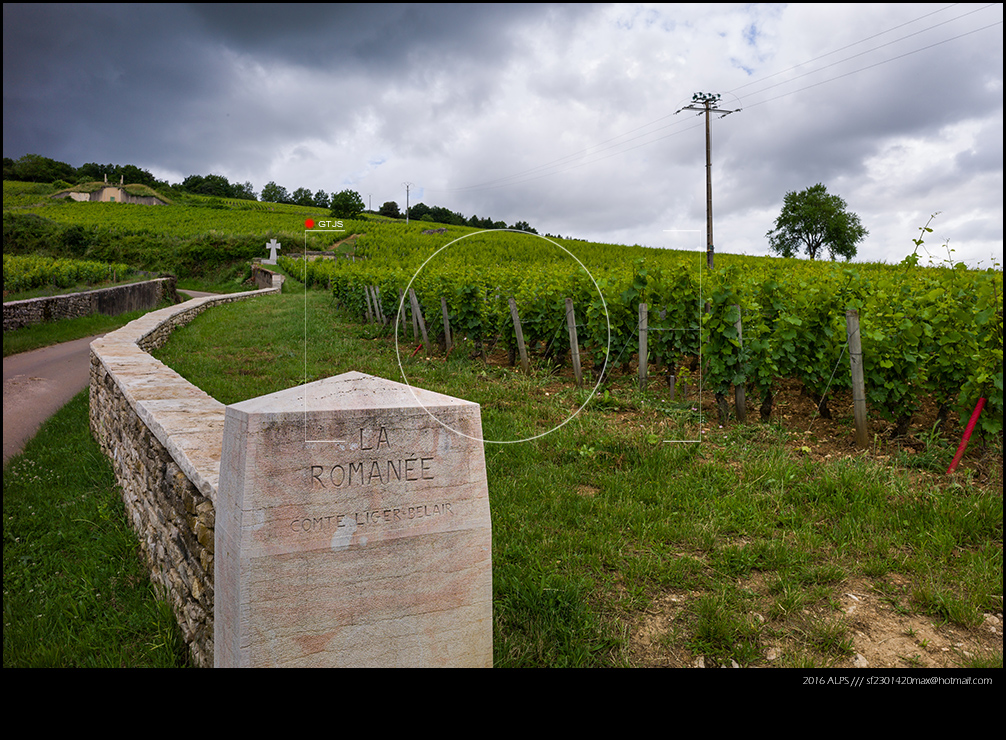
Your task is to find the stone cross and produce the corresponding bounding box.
[264,238,281,265]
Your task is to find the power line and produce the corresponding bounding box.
[742,19,1003,111]
[727,3,963,96]
[424,5,1001,195]
[732,4,999,105]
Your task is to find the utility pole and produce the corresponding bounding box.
[403,182,414,224]
[675,93,740,270]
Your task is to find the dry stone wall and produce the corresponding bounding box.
[89,286,279,667]
[4,277,179,331]
[251,263,286,291]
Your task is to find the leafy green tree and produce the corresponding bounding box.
[261,181,288,204]
[330,189,365,218]
[183,173,234,197]
[408,202,432,221]
[118,164,157,187]
[766,183,867,260]
[510,220,537,234]
[313,190,330,208]
[292,187,314,207]
[8,153,76,183]
[379,201,401,218]
[233,181,257,201]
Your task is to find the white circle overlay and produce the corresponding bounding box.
[393,229,611,445]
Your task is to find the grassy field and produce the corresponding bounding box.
[3,304,176,358]
[148,286,1003,668]
[3,392,188,667]
[4,178,1000,668]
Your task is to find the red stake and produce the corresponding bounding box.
[946,397,986,474]
[410,343,423,358]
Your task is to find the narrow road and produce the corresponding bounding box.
[3,333,103,465]
[2,289,216,466]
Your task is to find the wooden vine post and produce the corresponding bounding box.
[408,288,430,356]
[565,298,583,388]
[733,304,746,423]
[441,296,453,354]
[363,286,374,324]
[508,297,530,374]
[367,286,385,326]
[846,309,869,448]
[373,286,387,326]
[398,289,414,340]
[638,302,648,391]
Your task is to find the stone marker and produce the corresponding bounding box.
[215,371,492,667]
[264,238,281,265]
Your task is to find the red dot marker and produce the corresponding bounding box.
[305,219,314,229]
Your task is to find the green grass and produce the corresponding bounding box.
[3,274,149,303]
[3,304,172,357]
[7,281,997,668]
[3,392,188,667]
[149,288,1002,668]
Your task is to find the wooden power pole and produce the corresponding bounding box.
[675,93,740,270]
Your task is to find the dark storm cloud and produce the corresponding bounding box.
[3,3,591,175]
[2,4,1001,264]
[4,4,225,168]
[187,3,572,75]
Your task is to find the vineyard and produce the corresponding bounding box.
[4,254,134,295]
[4,179,1002,438]
[5,179,1001,667]
[281,225,1004,439]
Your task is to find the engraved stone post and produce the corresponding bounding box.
[216,371,493,667]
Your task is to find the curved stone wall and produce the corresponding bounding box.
[89,286,279,666]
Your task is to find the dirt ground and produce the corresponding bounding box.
[628,373,1002,668]
[472,345,1003,668]
[628,575,1002,669]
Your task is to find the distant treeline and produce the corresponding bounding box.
[377,200,536,234]
[3,153,536,232]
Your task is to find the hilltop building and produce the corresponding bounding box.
[60,174,168,205]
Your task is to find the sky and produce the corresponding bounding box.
[4,3,1003,267]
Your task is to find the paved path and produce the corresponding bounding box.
[3,334,103,465]
[2,289,217,466]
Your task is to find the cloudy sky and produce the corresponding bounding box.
[4,3,1003,266]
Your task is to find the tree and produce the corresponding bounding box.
[8,153,75,183]
[260,181,288,204]
[378,201,401,218]
[408,202,432,221]
[766,183,867,260]
[233,181,258,201]
[510,220,537,234]
[291,187,314,207]
[329,189,366,218]
[312,190,330,209]
[183,173,233,197]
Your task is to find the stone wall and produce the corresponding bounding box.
[89,286,279,667]
[251,263,286,291]
[4,277,179,331]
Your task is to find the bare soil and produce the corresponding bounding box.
[629,576,1002,669]
[471,343,1003,668]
